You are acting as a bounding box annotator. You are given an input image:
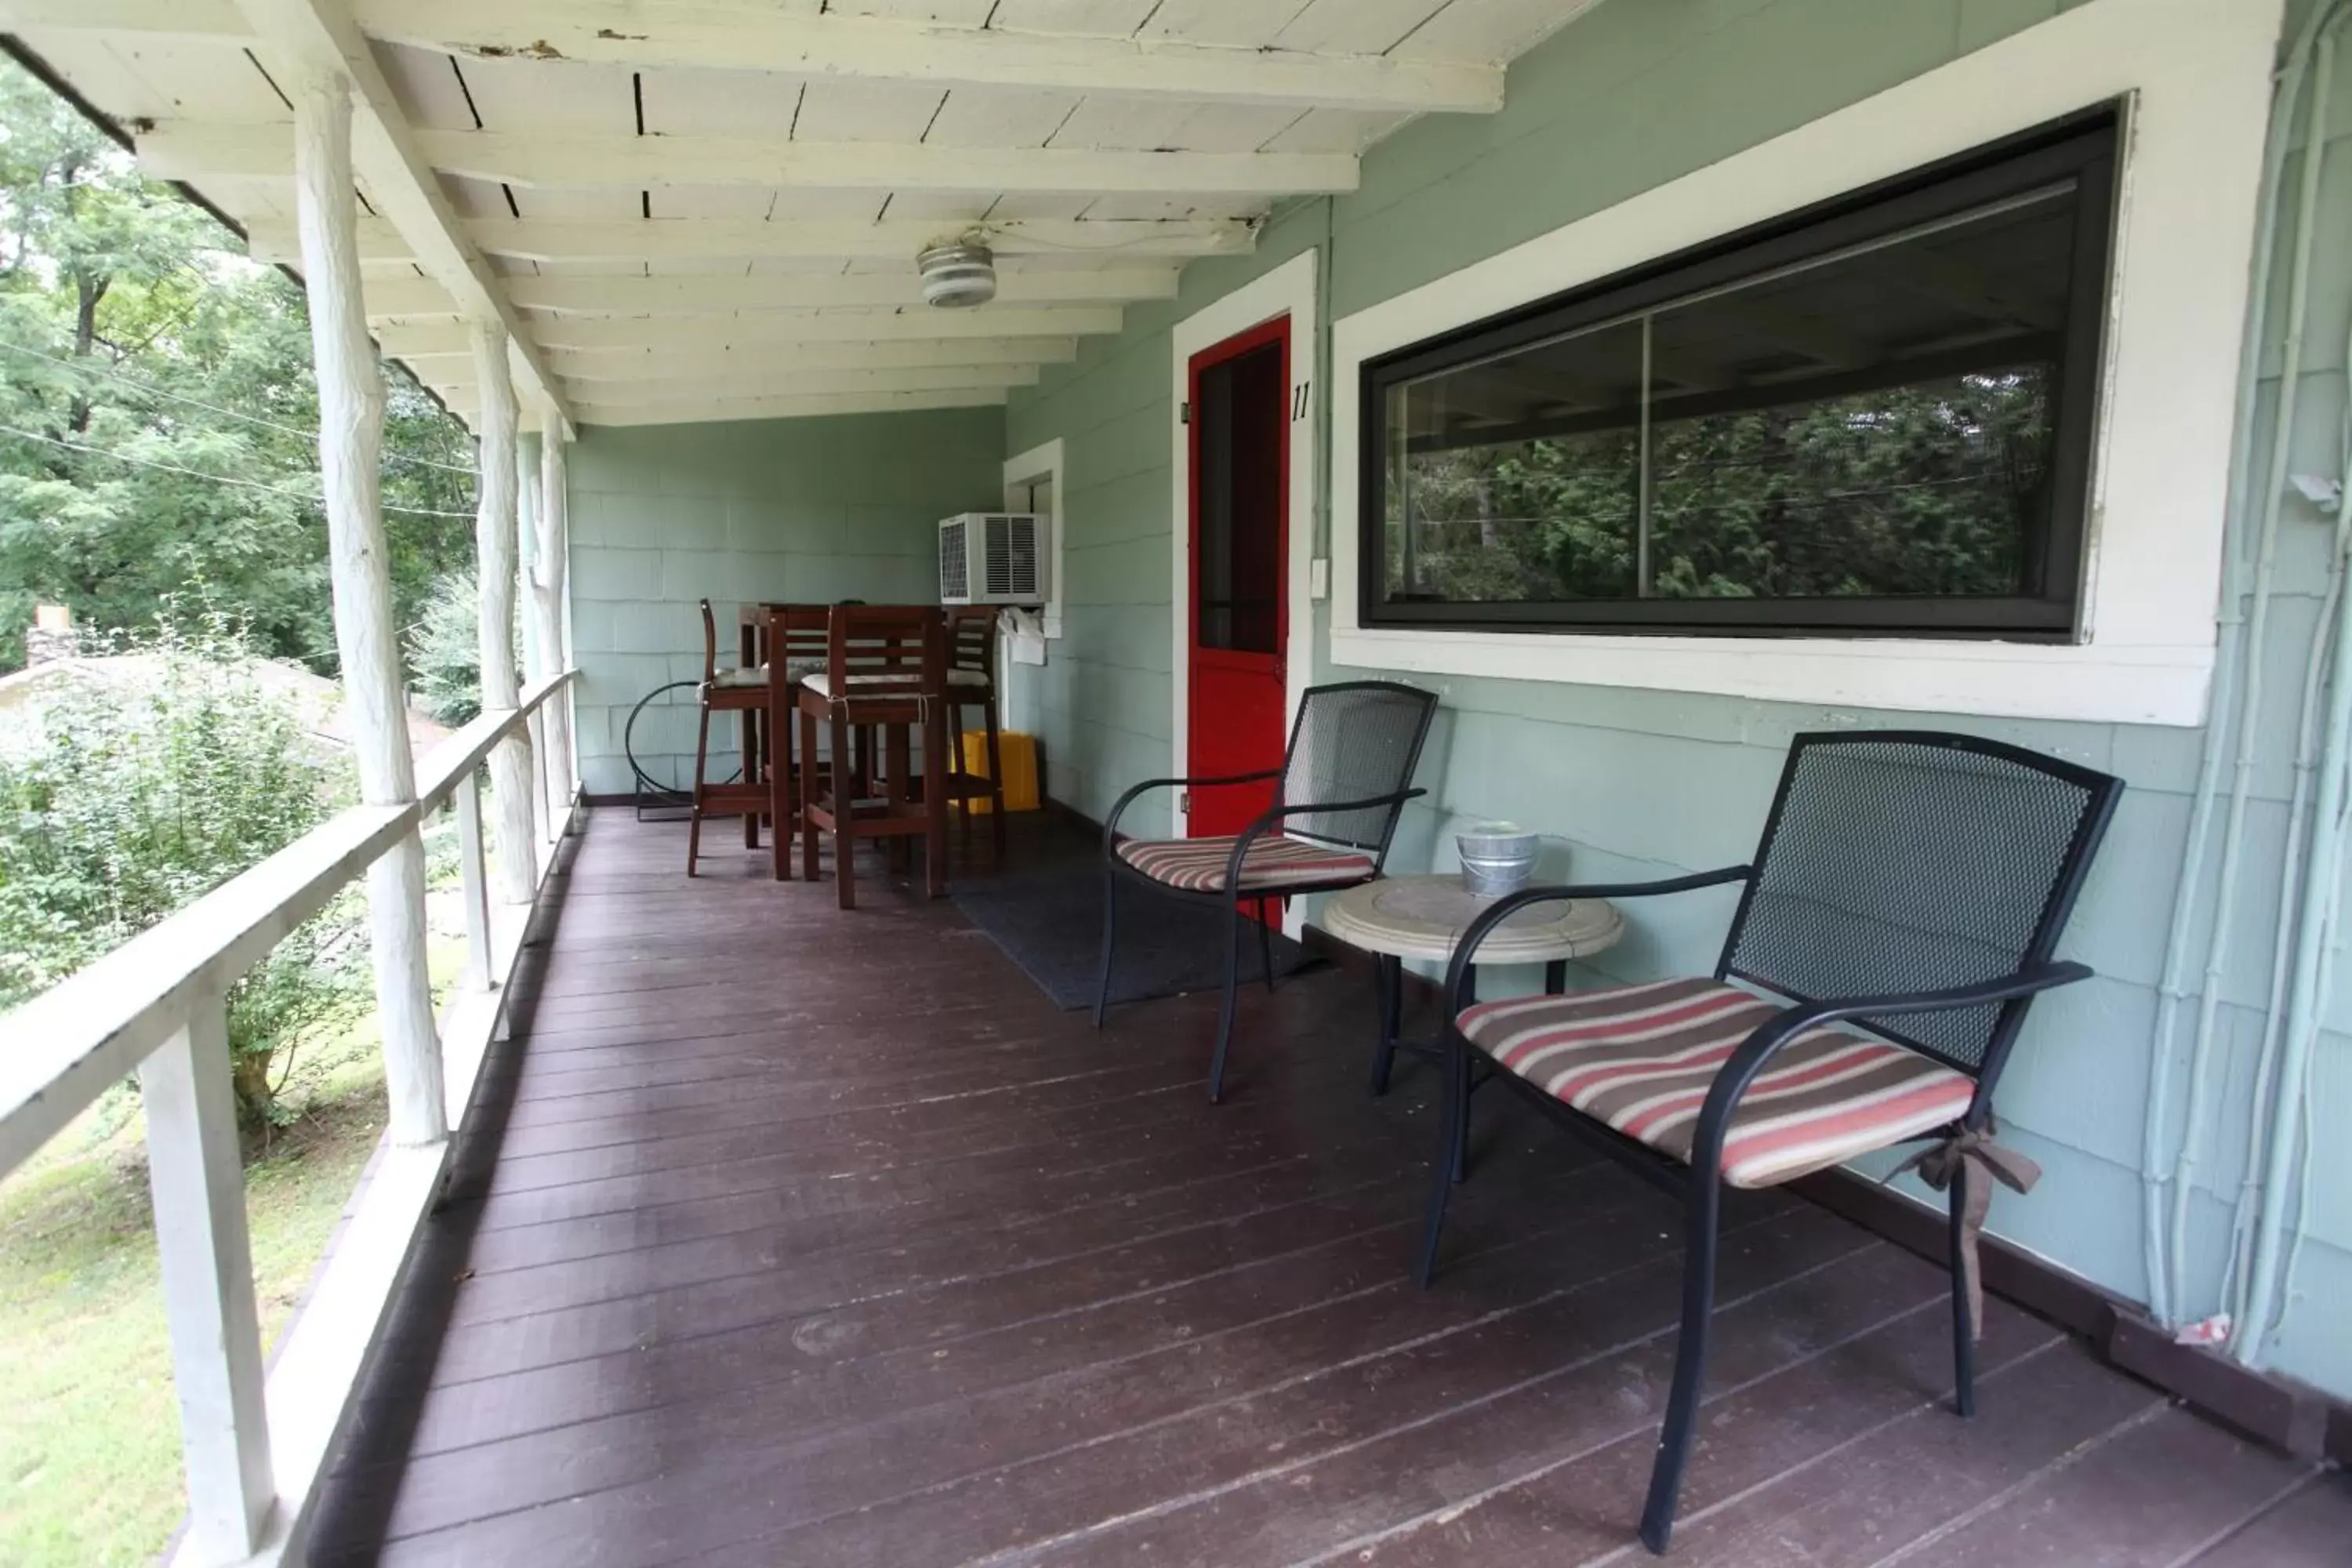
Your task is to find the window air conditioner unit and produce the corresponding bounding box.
[938,512,1049,605]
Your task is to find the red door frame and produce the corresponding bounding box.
[1184,311,1292,848]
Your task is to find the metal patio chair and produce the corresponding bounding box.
[1094,681,1439,1102]
[1414,731,2121,1555]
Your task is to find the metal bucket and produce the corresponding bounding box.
[1457,823,1541,898]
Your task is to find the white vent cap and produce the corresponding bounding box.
[918,238,997,308]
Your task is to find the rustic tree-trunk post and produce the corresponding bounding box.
[289,67,443,1147]
[467,318,539,906]
[532,404,575,818]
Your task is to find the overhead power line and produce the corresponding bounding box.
[0,420,477,519]
[0,338,478,476]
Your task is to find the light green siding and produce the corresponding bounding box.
[1000,0,2352,1398]
[564,406,1005,797]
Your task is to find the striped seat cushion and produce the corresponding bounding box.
[1116,834,1377,894]
[1458,976,1976,1189]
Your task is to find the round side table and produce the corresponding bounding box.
[1321,874,1623,1097]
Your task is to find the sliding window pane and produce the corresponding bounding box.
[1383,318,1644,608]
[1642,187,2072,602]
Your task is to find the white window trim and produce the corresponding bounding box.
[1002,436,1065,640]
[1330,0,2278,727]
[1169,250,1319,939]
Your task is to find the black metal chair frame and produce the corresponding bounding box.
[1414,730,2122,1555]
[1093,680,1439,1103]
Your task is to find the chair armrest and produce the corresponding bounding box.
[1102,769,1283,855]
[1685,961,2092,1180]
[1221,787,1431,891]
[1443,866,1755,1013]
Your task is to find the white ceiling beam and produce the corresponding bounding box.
[361,269,1174,320]
[552,365,1040,405]
[248,215,1254,266]
[4,2,1504,114]
[225,0,572,430]
[440,387,1014,428]
[352,1,1501,115]
[396,336,1083,379]
[142,121,1357,196]
[375,306,1123,356]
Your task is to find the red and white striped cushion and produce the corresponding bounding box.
[1458,975,1976,1189]
[1116,834,1377,894]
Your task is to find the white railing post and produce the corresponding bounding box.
[142,996,273,1562]
[468,319,539,909]
[455,768,493,991]
[289,67,444,1147]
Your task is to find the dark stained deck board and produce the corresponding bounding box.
[305,811,2335,1566]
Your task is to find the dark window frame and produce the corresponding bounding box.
[1357,105,2122,641]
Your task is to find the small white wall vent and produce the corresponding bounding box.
[939,512,1049,604]
[918,238,998,308]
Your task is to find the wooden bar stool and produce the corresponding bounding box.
[943,605,1008,858]
[686,598,786,877]
[795,605,949,909]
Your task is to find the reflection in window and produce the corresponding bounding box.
[1370,111,2111,638]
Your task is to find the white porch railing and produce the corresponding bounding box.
[0,669,580,1568]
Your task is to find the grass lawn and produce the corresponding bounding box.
[0,1074,387,1566]
[0,926,466,1566]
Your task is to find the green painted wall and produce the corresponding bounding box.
[1002,0,2352,1397]
[564,406,1005,797]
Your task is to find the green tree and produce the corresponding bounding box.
[0,58,476,673]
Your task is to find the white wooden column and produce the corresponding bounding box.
[142,997,273,1559]
[290,67,443,1147]
[532,402,576,816]
[468,319,539,907]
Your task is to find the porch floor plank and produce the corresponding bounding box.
[305,810,2333,1566]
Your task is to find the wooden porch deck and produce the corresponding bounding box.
[307,809,2348,1566]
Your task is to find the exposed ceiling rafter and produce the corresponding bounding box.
[140,121,1360,195]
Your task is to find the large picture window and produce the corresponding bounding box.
[1360,109,2118,638]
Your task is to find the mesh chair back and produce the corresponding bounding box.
[1278,681,1439,856]
[1719,732,2121,1078]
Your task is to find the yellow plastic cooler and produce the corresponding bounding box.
[955,730,1040,813]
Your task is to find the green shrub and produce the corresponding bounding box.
[0,597,368,1126]
[408,568,482,725]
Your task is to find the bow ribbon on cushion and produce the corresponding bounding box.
[1883,1120,2041,1341]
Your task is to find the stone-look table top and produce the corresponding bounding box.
[1322,874,1624,966]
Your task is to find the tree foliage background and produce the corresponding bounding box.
[0,57,477,673]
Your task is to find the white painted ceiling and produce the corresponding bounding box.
[1,0,1597,430]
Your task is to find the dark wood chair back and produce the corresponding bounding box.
[698,597,720,684]
[823,604,942,699]
[945,605,998,686]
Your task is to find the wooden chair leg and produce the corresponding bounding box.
[952,702,974,851]
[830,707,857,909]
[742,706,760,851]
[768,689,791,882]
[1638,1175,1725,1555]
[984,695,1007,857]
[923,700,948,898]
[798,706,822,883]
[884,722,912,878]
[687,702,712,877]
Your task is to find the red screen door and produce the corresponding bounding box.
[1186,314,1290,855]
